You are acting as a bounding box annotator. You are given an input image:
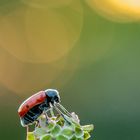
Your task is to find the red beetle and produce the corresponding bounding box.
[18,89,60,127]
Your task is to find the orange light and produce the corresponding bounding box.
[86,0,140,22]
[22,0,73,8]
[0,0,83,63]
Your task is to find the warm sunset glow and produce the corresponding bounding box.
[86,0,140,22]
[22,0,73,8]
[0,0,83,63]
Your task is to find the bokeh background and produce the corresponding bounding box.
[0,0,140,139]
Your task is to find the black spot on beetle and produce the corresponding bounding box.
[26,105,29,108]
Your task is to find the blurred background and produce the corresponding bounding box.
[0,0,140,139]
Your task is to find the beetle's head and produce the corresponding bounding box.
[45,89,60,105]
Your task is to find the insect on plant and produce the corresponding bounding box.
[18,89,94,140]
[18,89,75,127]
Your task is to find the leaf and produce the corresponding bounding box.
[27,132,35,140]
[47,121,55,131]
[40,134,52,140]
[56,135,68,140]
[34,127,46,138]
[61,128,74,137]
[75,127,84,138]
[51,124,61,137]
[82,124,94,132]
[83,131,91,140]
[25,112,93,140]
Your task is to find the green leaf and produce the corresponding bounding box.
[75,127,84,138]
[77,138,83,140]
[25,112,93,140]
[27,132,35,140]
[56,135,68,140]
[39,115,47,128]
[47,121,55,131]
[84,131,91,140]
[34,127,46,138]
[56,116,65,127]
[51,124,61,137]
[40,134,52,140]
[71,135,79,140]
[61,128,74,137]
[82,125,94,132]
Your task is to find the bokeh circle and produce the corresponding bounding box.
[86,0,140,23]
[0,0,83,63]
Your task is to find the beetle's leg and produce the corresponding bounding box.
[28,110,36,116]
[48,103,55,117]
[26,113,34,122]
[39,104,45,111]
[42,110,50,124]
[46,103,54,117]
[24,115,33,123]
[35,120,40,127]
[50,107,54,117]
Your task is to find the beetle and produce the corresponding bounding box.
[18,89,60,127]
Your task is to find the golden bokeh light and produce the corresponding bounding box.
[0,47,80,96]
[86,0,140,22]
[0,0,83,63]
[22,0,73,8]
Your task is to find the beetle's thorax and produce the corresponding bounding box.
[45,89,60,105]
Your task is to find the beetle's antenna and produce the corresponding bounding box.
[54,102,79,123]
[54,103,64,115]
[50,108,55,117]
[43,109,50,122]
[49,103,55,117]
[56,103,72,118]
[35,120,39,127]
[54,104,71,125]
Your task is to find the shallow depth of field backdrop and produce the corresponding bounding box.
[0,0,140,140]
